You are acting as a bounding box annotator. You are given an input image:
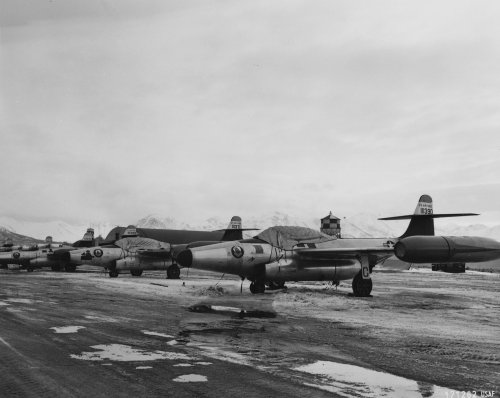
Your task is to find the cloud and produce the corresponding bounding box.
[1,1,500,225]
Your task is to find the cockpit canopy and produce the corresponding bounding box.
[114,237,171,252]
[255,226,336,250]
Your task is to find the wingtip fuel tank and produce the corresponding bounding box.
[394,235,500,263]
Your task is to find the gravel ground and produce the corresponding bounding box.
[0,268,498,397]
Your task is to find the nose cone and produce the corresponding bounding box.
[176,250,193,268]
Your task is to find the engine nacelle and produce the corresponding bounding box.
[70,247,123,266]
[394,235,500,263]
[115,257,172,271]
[176,241,274,278]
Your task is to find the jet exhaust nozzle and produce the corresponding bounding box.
[176,250,193,268]
[394,235,500,263]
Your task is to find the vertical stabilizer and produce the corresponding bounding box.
[379,194,478,238]
[82,228,95,241]
[228,216,242,230]
[413,194,433,216]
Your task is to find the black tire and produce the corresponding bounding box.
[109,270,119,278]
[27,267,34,273]
[130,269,143,277]
[167,264,180,279]
[64,264,76,273]
[51,264,61,272]
[352,272,373,297]
[250,279,265,294]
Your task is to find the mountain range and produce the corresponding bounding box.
[2,212,500,244]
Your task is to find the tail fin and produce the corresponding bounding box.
[379,194,478,238]
[219,216,258,241]
[82,228,95,241]
[72,228,96,248]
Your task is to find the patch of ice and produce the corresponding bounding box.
[173,374,207,383]
[167,340,178,346]
[173,363,193,367]
[136,366,153,370]
[84,315,118,322]
[295,361,461,398]
[187,343,252,366]
[6,298,36,304]
[142,330,174,338]
[50,326,86,334]
[71,344,195,362]
[211,305,242,313]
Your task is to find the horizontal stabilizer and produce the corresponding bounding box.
[379,213,478,221]
[214,228,259,232]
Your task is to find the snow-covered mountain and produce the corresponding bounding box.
[135,212,500,241]
[2,212,500,244]
[0,216,113,243]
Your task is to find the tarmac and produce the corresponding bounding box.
[0,267,499,397]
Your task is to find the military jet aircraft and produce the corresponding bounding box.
[0,228,97,272]
[175,195,478,296]
[68,216,254,278]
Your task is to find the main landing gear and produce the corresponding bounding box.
[166,264,180,279]
[130,269,143,277]
[266,281,286,290]
[64,264,76,272]
[351,272,373,297]
[249,279,286,294]
[109,269,119,278]
[249,279,266,294]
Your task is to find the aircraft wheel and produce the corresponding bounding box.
[250,279,266,294]
[64,264,76,272]
[167,264,180,279]
[130,269,143,277]
[267,281,285,290]
[109,270,119,278]
[51,264,61,272]
[352,272,372,297]
[27,267,34,272]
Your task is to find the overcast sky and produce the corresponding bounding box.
[1,0,500,227]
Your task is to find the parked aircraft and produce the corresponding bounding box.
[68,216,254,278]
[0,238,22,253]
[0,228,96,272]
[393,235,500,264]
[175,195,477,296]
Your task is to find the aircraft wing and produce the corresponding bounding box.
[295,247,394,262]
[136,249,172,259]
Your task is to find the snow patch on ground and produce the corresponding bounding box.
[71,344,195,362]
[173,374,207,383]
[84,315,118,322]
[211,305,242,313]
[141,330,174,338]
[136,366,152,370]
[6,298,38,304]
[0,302,10,306]
[187,343,253,366]
[295,360,460,398]
[173,363,193,367]
[50,326,86,334]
